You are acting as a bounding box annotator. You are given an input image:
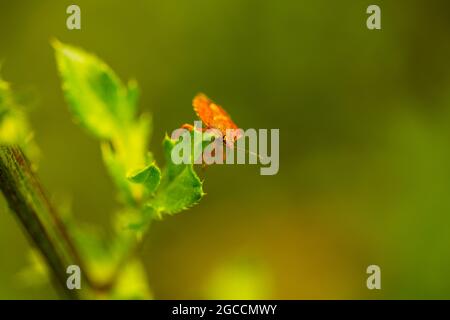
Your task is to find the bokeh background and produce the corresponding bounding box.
[1,0,450,299]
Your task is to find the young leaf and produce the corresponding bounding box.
[128,162,161,195]
[151,136,204,215]
[53,40,151,204]
[52,40,135,139]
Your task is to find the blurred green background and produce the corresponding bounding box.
[1,0,450,299]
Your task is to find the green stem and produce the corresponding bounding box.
[0,146,82,299]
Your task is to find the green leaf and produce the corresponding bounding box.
[151,136,204,215]
[101,142,135,204]
[53,40,152,204]
[114,206,155,235]
[128,162,161,195]
[0,77,38,159]
[52,40,135,139]
[0,80,26,143]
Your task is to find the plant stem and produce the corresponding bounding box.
[0,146,82,299]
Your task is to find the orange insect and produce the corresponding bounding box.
[182,93,242,147]
[181,93,264,165]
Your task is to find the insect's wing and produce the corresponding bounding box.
[192,93,238,132]
[192,93,216,127]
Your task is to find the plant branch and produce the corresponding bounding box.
[0,146,84,299]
